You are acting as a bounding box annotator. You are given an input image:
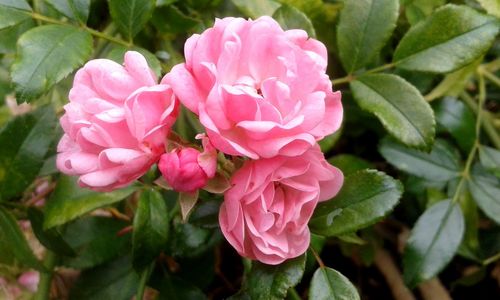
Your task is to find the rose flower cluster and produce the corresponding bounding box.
[57,16,344,265]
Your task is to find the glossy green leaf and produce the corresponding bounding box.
[169,221,222,258]
[478,0,500,18]
[0,106,56,200]
[231,0,280,18]
[433,97,476,152]
[70,255,139,300]
[11,25,92,102]
[379,138,461,182]
[479,145,500,174]
[242,255,305,300]
[351,73,435,149]
[273,4,316,38]
[394,4,499,73]
[337,0,399,73]
[0,0,32,10]
[328,154,373,176]
[468,168,500,225]
[132,189,169,270]
[310,170,402,236]
[27,208,75,257]
[62,217,130,269]
[106,45,162,77]
[45,0,90,23]
[309,267,360,300]
[108,0,155,41]
[0,206,45,271]
[44,175,136,229]
[188,198,221,228]
[403,200,464,287]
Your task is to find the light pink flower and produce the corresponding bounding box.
[57,51,178,191]
[158,135,216,193]
[163,16,342,159]
[219,145,343,265]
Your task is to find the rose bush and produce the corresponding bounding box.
[164,16,343,159]
[56,51,178,191]
[1,1,498,299]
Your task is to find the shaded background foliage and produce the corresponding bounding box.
[0,0,499,299]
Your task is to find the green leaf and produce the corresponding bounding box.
[379,138,461,182]
[132,189,169,270]
[478,0,500,18]
[0,18,34,54]
[62,216,130,269]
[310,170,402,236]
[108,0,155,41]
[242,255,305,300]
[0,206,45,271]
[27,208,75,257]
[479,145,500,174]
[328,154,373,176]
[309,267,360,300]
[468,168,500,225]
[403,200,464,287]
[106,45,162,77]
[0,4,31,30]
[45,0,90,23]
[350,73,435,149]
[273,4,316,38]
[433,97,476,152]
[169,221,221,258]
[231,0,280,18]
[151,5,201,35]
[44,175,136,229]
[393,4,499,73]
[70,255,139,300]
[11,25,92,102]
[0,106,56,200]
[0,0,32,10]
[337,0,399,73]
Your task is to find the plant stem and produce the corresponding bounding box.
[461,92,500,149]
[309,246,325,268]
[29,12,131,47]
[136,263,155,300]
[331,62,396,85]
[481,68,500,88]
[451,75,485,204]
[288,287,302,300]
[34,251,57,300]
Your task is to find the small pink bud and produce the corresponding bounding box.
[159,145,216,193]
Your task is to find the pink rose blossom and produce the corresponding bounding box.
[219,145,343,265]
[158,135,217,193]
[163,16,342,159]
[57,51,178,191]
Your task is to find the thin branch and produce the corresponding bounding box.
[29,12,131,47]
[373,248,416,300]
